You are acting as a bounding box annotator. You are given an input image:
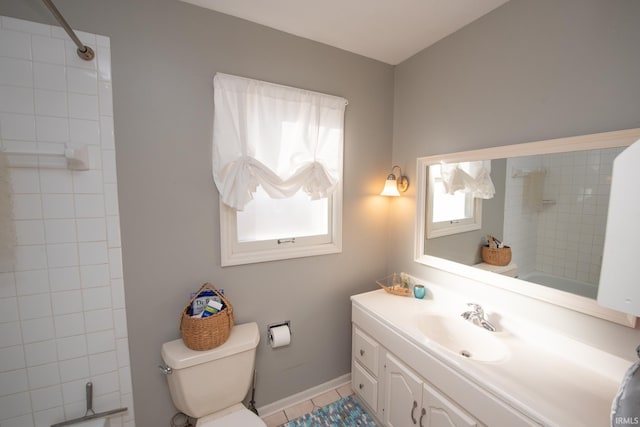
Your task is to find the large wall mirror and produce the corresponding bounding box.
[414,128,640,327]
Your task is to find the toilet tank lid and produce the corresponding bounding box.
[162,322,259,370]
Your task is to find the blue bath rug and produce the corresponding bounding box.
[283,395,377,427]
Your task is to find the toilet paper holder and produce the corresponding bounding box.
[267,321,291,346]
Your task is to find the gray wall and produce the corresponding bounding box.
[390,0,640,354]
[0,1,394,425]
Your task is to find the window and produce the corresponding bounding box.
[426,161,494,239]
[212,73,346,266]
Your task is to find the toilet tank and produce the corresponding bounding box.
[161,322,260,419]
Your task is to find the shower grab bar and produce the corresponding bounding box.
[41,0,95,61]
[2,144,90,171]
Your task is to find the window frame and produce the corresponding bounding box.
[219,186,342,266]
[426,164,482,239]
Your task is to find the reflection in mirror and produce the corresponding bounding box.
[415,128,640,326]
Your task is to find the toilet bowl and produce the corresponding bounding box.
[161,322,266,427]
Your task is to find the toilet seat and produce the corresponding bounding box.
[197,406,266,427]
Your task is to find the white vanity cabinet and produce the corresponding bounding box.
[385,352,480,427]
[352,300,542,427]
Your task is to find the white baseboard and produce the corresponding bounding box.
[256,373,351,418]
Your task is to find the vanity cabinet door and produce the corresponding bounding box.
[384,353,422,427]
[421,382,480,427]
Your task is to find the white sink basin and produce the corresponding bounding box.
[415,313,509,363]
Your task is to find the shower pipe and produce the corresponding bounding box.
[41,0,95,60]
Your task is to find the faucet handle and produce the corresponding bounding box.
[466,303,484,315]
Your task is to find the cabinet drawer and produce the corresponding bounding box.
[354,327,379,376]
[352,361,378,412]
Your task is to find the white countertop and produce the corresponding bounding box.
[351,288,632,427]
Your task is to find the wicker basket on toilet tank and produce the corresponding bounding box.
[481,246,512,266]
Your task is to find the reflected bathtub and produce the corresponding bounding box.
[520,271,598,298]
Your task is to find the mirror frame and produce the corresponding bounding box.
[414,128,640,327]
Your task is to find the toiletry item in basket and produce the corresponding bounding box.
[189,289,224,316]
[200,299,223,318]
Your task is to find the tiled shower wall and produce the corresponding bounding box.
[0,16,134,427]
[504,147,623,285]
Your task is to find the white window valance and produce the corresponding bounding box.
[440,160,495,199]
[212,73,347,211]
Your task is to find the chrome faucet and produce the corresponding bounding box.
[461,303,496,332]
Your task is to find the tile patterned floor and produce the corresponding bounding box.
[261,383,354,427]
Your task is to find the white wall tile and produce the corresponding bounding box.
[89,351,117,376]
[35,116,69,143]
[30,385,62,412]
[33,62,66,91]
[76,218,106,242]
[34,90,68,117]
[48,267,81,292]
[115,338,129,368]
[102,150,117,184]
[86,329,115,354]
[46,243,79,268]
[110,279,125,309]
[0,272,17,298]
[0,57,33,86]
[98,82,113,116]
[103,184,119,216]
[38,169,73,194]
[58,357,89,383]
[108,248,123,279]
[84,308,113,333]
[68,93,99,120]
[24,340,57,367]
[50,290,82,316]
[15,269,49,296]
[74,195,105,218]
[42,194,74,219]
[106,216,121,248]
[11,194,43,220]
[99,116,114,148]
[82,286,111,311]
[0,345,25,371]
[33,406,64,427]
[0,297,19,322]
[54,313,85,338]
[0,29,32,59]
[27,363,60,389]
[73,170,103,194]
[96,46,111,82]
[0,85,34,114]
[2,16,50,35]
[18,293,52,321]
[69,119,100,145]
[14,245,47,271]
[113,309,127,339]
[61,378,88,405]
[0,322,22,348]
[21,316,55,344]
[14,220,45,245]
[31,35,65,65]
[80,264,109,288]
[92,370,119,395]
[56,335,87,361]
[67,68,97,95]
[10,169,40,194]
[1,414,34,427]
[64,40,97,72]
[0,113,36,140]
[79,242,108,266]
[0,391,32,420]
[0,369,28,397]
[44,220,77,244]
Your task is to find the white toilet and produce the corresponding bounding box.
[161,322,266,427]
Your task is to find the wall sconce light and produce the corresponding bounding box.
[380,165,409,196]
